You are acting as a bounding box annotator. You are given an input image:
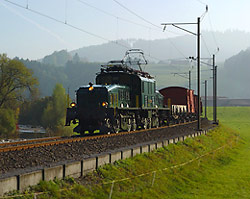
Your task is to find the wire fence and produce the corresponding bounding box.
[0,136,239,199]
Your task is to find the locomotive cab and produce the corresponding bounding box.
[65,83,132,135]
[66,84,110,134]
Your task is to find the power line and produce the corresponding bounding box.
[5,0,176,62]
[76,0,158,32]
[76,0,184,37]
[200,4,208,21]
[75,0,188,61]
[194,0,207,6]
[208,13,219,51]
[112,0,161,30]
[201,35,211,56]
[65,0,67,24]
[111,0,188,59]
[4,0,130,49]
[168,39,188,59]
[4,0,201,64]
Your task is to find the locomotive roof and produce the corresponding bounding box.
[139,76,155,83]
[79,85,106,89]
[106,84,129,91]
[99,63,155,82]
[100,62,154,79]
[78,84,129,90]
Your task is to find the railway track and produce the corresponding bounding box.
[0,120,197,153]
[0,119,214,175]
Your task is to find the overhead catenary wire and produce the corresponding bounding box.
[76,0,158,32]
[76,0,187,61]
[112,0,161,30]
[4,0,171,62]
[65,0,67,24]
[194,0,207,6]
[76,0,182,36]
[3,0,130,49]
[208,13,219,52]
[201,35,212,56]
[4,0,211,64]
[111,0,188,60]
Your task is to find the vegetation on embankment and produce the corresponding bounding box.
[4,120,240,198]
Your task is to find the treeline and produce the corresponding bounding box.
[0,52,103,138]
[19,84,71,136]
[16,54,101,98]
[0,54,74,138]
[219,48,250,98]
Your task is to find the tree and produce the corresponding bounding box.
[41,84,67,131]
[19,97,51,125]
[0,54,38,109]
[0,108,16,138]
[72,53,80,63]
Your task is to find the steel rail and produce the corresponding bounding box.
[0,136,62,148]
[0,120,197,153]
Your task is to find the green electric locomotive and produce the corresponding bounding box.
[65,49,170,135]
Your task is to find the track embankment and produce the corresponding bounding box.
[0,119,213,175]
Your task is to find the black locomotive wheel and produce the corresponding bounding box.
[155,117,159,128]
[113,118,120,133]
[143,118,148,129]
[132,118,137,131]
[148,118,152,129]
[127,118,132,132]
[105,118,112,129]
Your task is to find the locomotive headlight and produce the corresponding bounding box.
[89,86,94,91]
[102,102,108,107]
[70,102,76,108]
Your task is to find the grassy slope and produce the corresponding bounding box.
[5,107,249,198]
[189,107,250,199]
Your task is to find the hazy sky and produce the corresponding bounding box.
[0,0,249,60]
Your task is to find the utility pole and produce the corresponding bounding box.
[212,54,218,124]
[197,17,201,130]
[215,65,218,124]
[189,70,191,90]
[204,80,207,119]
[162,17,201,130]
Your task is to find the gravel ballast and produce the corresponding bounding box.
[0,119,213,176]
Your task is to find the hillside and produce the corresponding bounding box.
[218,48,250,98]
[16,30,250,99]
[69,30,250,63]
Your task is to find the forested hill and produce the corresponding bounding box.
[17,46,250,99]
[219,48,250,98]
[16,58,101,98]
[39,30,250,64]
[15,32,250,99]
[70,30,250,63]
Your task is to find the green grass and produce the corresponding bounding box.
[188,107,250,199]
[5,107,250,199]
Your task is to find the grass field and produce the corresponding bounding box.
[5,107,250,199]
[190,107,250,199]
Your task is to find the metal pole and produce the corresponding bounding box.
[215,65,218,123]
[205,80,207,119]
[189,70,191,90]
[197,17,201,130]
[212,54,216,123]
